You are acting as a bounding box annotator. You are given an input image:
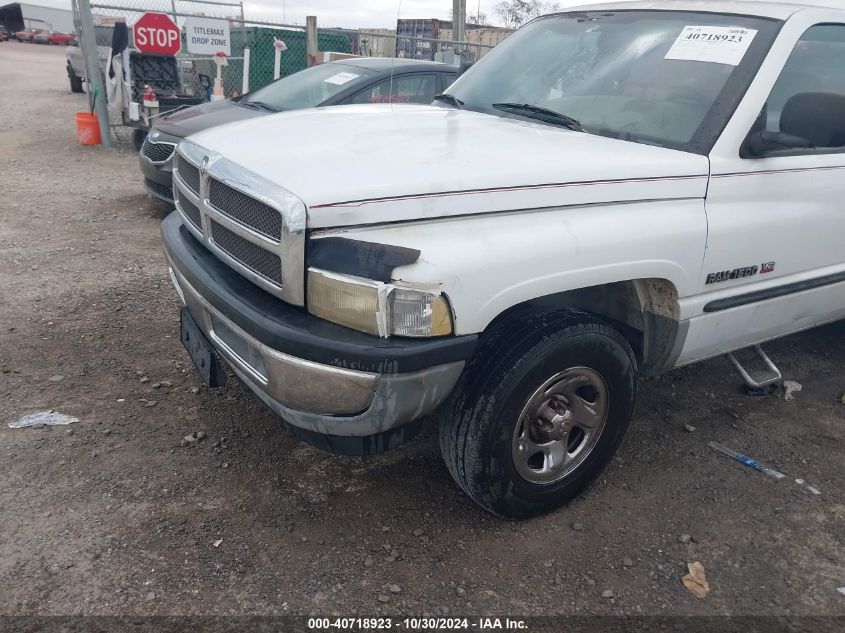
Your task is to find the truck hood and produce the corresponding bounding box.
[156,99,265,137]
[188,104,709,229]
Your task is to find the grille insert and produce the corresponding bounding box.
[210,220,282,285]
[177,192,202,229]
[144,178,173,201]
[177,155,201,195]
[208,178,282,240]
[141,139,175,163]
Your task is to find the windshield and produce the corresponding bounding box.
[447,11,780,152]
[243,64,378,111]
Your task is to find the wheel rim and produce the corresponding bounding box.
[511,367,609,485]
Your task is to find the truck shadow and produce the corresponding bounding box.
[240,319,845,525]
[139,194,174,221]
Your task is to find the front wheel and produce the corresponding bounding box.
[439,309,637,519]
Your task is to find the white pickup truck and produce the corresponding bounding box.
[161,0,845,518]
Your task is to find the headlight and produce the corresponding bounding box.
[306,270,382,336]
[307,269,453,338]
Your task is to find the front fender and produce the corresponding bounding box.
[309,199,706,335]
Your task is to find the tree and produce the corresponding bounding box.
[449,8,491,27]
[494,0,560,28]
[468,12,490,26]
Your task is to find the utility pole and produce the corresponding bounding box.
[76,0,111,148]
[306,16,318,66]
[452,0,466,47]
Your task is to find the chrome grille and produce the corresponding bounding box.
[176,191,201,229]
[171,141,306,306]
[177,155,201,195]
[210,220,282,285]
[141,138,175,163]
[208,178,282,240]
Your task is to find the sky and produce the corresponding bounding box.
[242,1,568,28]
[26,0,635,28]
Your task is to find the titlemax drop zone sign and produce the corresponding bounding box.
[185,17,231,56]
[133,12,181,56]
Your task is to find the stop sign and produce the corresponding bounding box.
[133,12,181,55]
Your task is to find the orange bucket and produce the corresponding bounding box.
[76,112,101,145]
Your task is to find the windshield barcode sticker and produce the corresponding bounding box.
[324,71,359,85]
[665,26,757,66]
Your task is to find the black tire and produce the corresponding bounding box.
[68,65,83,93]
[439,308,637,519]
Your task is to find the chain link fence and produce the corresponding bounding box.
[71,0,511,143]
[76,0,355,105]
[86,0,248,101]
[319,27,502,65]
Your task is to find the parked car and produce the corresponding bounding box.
[66,37,87,93]
[161,0,845,518]
[0,25,12,41]
[140,58,458,203]
[33,30,52,44]
[66,25,114,93]
[14,28,45,42]
[48,31,75,45]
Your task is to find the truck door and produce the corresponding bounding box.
[678,18,845,365]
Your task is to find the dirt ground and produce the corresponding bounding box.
[0,43,843,623]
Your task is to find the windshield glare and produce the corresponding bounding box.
[447,11,779,151]
[244,64,377,110]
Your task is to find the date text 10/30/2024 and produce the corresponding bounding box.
[307,617,528,630]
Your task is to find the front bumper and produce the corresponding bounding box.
[162,212,476,444]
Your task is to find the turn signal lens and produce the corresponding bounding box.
[390,289,453,337]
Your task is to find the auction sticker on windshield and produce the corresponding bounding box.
[324,72,359,86]
[665,26,757,66]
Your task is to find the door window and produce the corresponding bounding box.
[761,25,845,149]
[350,74,438,104]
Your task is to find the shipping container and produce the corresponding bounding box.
[395,18,451,60]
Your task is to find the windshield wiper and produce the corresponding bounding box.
[433,93,464,108]
[492,103,584,132]
[240,100,281,112]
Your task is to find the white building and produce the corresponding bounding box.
[0,2,75,33]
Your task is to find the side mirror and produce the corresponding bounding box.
[741,130,814,158]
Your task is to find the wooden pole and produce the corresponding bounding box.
[306,15,318,67]
[452,0,466,46]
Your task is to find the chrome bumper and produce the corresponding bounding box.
[168,264,465,437]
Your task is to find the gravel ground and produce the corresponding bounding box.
[0,43,843,622]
